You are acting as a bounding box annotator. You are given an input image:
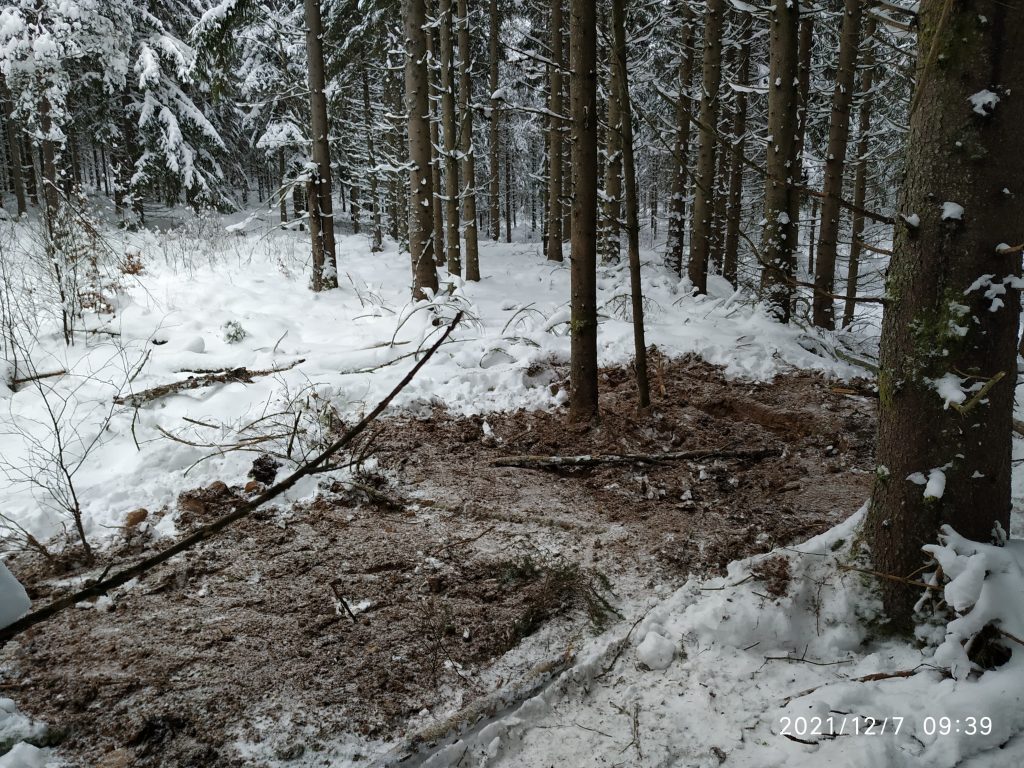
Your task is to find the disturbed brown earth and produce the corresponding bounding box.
[0,354,876,767]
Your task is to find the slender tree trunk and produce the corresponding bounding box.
[488,0,501,241]
[362,68,384,253]
[812,0,862,329]
[611,0,649,409]
[38,96,59,223]
[0,79,26,217]
[568,0,598,422]
[304,0,338,290]
[405,0,440,300]
[426,21,445,263]
[456,0,481,280]
[439,0,462,275]
[792,14,813,265]
[866,0,1024,627]
[842,17,876,329]
[687,0,724,294]
[603,25,623,265]
[759,0,800,322]
[546,0,564,262]
[723,18,751,288]
[667,4,696,275]
[504,133,512,242]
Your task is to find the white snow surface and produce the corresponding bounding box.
[0,564,29,630]
[0,211,864,547]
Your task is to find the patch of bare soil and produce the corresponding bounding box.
[0,354,875,767]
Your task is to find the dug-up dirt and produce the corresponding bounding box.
[1,353,876,767]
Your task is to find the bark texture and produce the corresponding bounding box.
[546,0,564,262]
[457,0,481,280]
[439,0,462,276]
[866,0,1024,626]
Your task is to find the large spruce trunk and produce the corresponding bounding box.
[866,0,1024,626]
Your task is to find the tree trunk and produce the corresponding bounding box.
[666,3,696,276]
[792,14,813,264]
[405,0,440,300]
[687,0,725,295]
[362,68,384,253]
[439,0,462,275]
[568,0,598,422]
[842,17,877,328]
[722,18,751,288]
[866,0,1024,627]
[457,0,481,280]
[38,96,59,223]
[426,21,445,263]
[812,0,862,329]
[0,78,26,217]
[759,0,800,322]
[278,151,288,223]
[603,23,622,265]
[304,0,338,290]
[611,0,650,409]
[546,0,564,262]
[504,132,512,243]
[488,0,501,241]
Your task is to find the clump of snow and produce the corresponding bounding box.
[635,630,675,670]
[941,201,964,221]
[968,89,1000,116]
[0,563,30,630]
[0,699,49,765]
[903,212,921,228]
[931,372,967,408]
[924,467,946,499]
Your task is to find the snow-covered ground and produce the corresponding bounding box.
[6,208,1023,768]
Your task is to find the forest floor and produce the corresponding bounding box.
[0,354,876,767]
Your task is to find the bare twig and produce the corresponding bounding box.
[492,447,780,470]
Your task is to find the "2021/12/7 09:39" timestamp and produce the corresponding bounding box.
[778,715,993,737]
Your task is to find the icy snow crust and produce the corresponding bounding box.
[0,212,863,547]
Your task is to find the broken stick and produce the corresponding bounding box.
[0,312,463,647]
[491,447,781,469]
[113,358,306,408]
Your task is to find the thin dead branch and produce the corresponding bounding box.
[113,358,305,408]
[491,447,780,470]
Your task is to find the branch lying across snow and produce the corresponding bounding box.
[113,358,305,408]
[0,313,463,646]
[491,447,781,470]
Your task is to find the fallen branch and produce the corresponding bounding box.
[113,358,305,408]
[780,666,934,707]
[12,369,66,386]
[0,312,463,647]
[837,562,943,591]
[491,447,780,470]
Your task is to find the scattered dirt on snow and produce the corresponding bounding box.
[0,354,876,767]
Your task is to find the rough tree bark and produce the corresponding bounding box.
[722,17,751,287]
[545,0,565,262]
[666,3,696,276]
[457,0,481,280]
[405,0,440,300]
[426,21,445,262]
[488,0,501,241]
[812,0,862,329]
[602,20,623,266]
[866,0,1024,626]
[568,0,598,422]
[759,0,800,322]
[793,14,813,271]
[611,0,650,409]
[362,68,384,253]
[304,0,338,291]
[439,0,462,275]
[687,0,724,295]
[0,78,26,217]
[842,16,877,328]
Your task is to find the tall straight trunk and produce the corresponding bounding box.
[603,28,623,264]
[611,0,650,409]
[687,0,724,294]
[546,0,564,262]
[362,68,384,253]
[793,14,813,267]
[426,22,445,262]
[759,0,800,322]
[488,0,501,241]
[38,96,59,223]
[456,0,481,280]
[23,136,38,207]
[842,17,877,328]
[568,0,598,423]
[723,18,751,287]
[439,0,462,275]
[504,134,512,242]
[405,0,440,300]
[666,4,696,275]
[0,79,26,216]
[304,0,338,290]
[866,0,1024,626]
[812,0,862,329]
